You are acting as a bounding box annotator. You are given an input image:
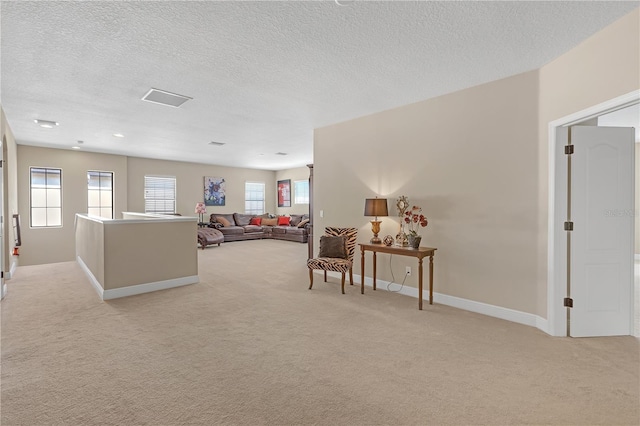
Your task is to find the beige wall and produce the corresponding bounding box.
[1,107,20,276]
[314,8,639,318]
[17,146,129,266]
[126,157,276,217]
[315,70,540,314]
[275,166,311,216]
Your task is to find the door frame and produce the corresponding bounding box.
[547,89,639,336]
[0,138,3,300]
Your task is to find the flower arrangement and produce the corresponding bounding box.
[404,206,428,236]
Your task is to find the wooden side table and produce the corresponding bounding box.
[359,243,437,310]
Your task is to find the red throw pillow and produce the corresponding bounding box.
[277,216,290,226]
[249,217,262,226]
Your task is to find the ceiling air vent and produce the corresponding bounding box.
[275,152,288,156]
[209,141,226,146]
[34,119,59,128]
[141,88,192,108]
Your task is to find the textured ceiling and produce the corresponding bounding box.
[1,1,637,170]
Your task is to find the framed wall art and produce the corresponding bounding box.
[204,177,226,206]
[277,179,291,207]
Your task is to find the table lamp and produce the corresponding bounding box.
[195,202,206,223]
[364,197,388,244]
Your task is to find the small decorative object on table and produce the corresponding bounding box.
[407,234,421,249]
[404,205,428,249]
[383,235,394,246]
[395,196,410,246]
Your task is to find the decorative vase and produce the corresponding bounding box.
[407,234,421,249]
[395,223,408,247]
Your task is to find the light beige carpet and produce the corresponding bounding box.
[1,239,638,425]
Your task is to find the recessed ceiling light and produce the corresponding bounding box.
[275,152,288,156]
[113,133,125,138]
[34,119,59,128]
[209,141,226,146]
[72,146,81,150]
[142,88,192,108]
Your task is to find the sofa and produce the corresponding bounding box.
[208,213,310,243]
[197,228,224,249]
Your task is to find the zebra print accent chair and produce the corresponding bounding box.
[307,227,358,294]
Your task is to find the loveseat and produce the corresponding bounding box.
[209,213,310,243]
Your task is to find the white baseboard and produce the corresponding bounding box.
[4,260,18,280]
[77,256,106,299]
[77,255,198,300]
[317,270,547,331]
[1,283,7,300]
[102,275,198,300]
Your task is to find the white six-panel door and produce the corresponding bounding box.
[570,126,634,337]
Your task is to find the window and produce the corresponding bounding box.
[144,176,176,214]
[245,182,265,215]
[88,171,114,219]
[294,179,309,204]
[30,167,62,227]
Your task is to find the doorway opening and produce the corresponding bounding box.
[547,90,639,337]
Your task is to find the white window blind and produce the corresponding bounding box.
[245,182,265,215]
[144,176,176,214]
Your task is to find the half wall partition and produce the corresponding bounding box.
[75,213,198,300]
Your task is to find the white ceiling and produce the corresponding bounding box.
[1,1,637,170]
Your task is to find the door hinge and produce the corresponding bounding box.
[564,145,574,155]
[564,297,573,308]
[564,221,574,231]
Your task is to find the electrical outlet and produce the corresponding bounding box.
[405,266,411,276]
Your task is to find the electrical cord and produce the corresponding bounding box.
[386,254,409,293]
